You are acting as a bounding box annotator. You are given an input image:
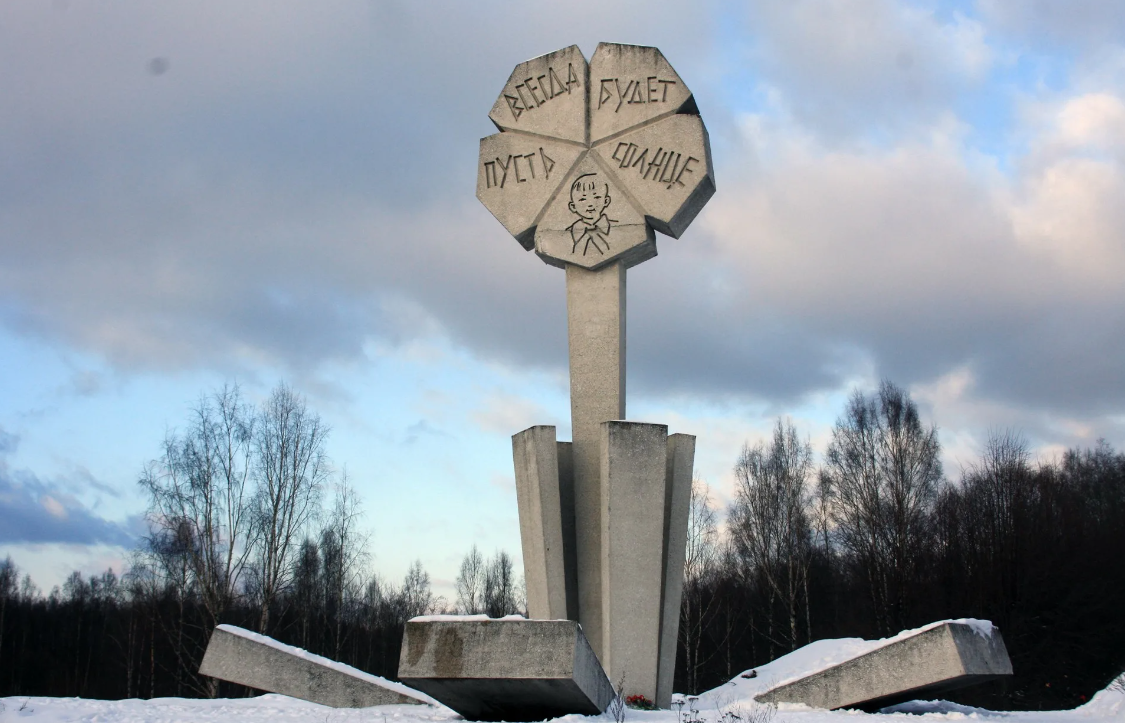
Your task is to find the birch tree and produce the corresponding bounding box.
[820,381,941,634]
[730,418,814,652]
[253,383,331,633]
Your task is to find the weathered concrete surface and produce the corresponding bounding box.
[756,621,1014,711]
[488,45,588,144]
[535,154,656,271]
[588,43,695,144]
[657,433,696,707]
[592,114,715,239]
[512,422,694,709]
[600,421,668,703]
[199,624,428,708]
[565,261,625,660]
[477,134,583,250]
[512,426,576,620]
[398,618,614,722]
[477,43,713,268]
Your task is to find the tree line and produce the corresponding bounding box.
[0,381,1122,710]
[0,383,520,701]
[679,381,1125,710]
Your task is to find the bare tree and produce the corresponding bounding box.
[138,385,256,638]
[136,385,256,696]
[0,556,16,665]
[952,430,1035,626]
[455,545,485,614]
[253,383,331,633]
[680,478,719,693]
[292,537,321,649]
[820,381,942,634]
[399,560,436,621]
[321,470,369,657]
[730,418,814,651]
[483,551,519,617]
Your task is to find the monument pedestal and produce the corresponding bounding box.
[513,421,694,706]
[398,618,614,721]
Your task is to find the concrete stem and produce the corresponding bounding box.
[565,261,625,661]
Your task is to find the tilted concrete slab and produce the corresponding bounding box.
[398,618,614,722]
[199,624,431,708]
[755,621,1013,711]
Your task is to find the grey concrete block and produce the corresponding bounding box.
[600,421,669,703]
[198,624,428,708]
[512,425,576,620]
[756,621,1014,711]
[657,433,695,707]
[398,618,614,722]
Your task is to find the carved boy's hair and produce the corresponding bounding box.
[570,173,608,196]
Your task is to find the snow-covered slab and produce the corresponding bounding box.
[198,624,434,708]
[398,617,614,722]
[755,620,1013,711]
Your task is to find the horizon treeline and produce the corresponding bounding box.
[0,381,1122,711]
[0,382,523,702]
[681,381,1124,711]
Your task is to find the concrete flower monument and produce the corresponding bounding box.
[407,43,715,713]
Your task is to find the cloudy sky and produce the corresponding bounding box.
[2,0,1124,600]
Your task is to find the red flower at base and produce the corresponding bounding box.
[625,694,656,710]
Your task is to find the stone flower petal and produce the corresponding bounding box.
[588,43,695,145]
[489,45,589,145]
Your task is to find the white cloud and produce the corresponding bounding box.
[1012,93,1125,287]
[744,0,993,139]
[1,0,1124,481]
[472,392,559,436]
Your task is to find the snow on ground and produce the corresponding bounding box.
[4,684,1121,723]
[3,624,1121,723]
[0,696,452,723]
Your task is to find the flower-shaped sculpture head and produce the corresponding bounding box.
[477,43,715,271]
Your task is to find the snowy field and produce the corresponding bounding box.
[4,681,1121,723]
[3,624,1121,723]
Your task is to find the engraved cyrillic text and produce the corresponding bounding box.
[610,142,698,190]
[597,77,677,112]
[483,147,558,189]
[504,63,582,121]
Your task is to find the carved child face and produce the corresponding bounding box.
[568,174,610,222]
